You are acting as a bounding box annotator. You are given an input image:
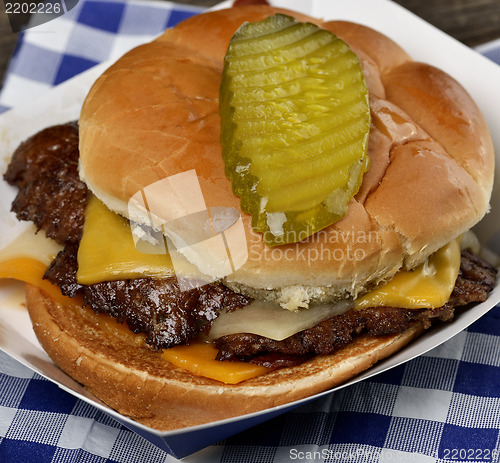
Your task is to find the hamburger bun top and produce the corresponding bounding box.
[78,5,494,309]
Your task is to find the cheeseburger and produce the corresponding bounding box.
[1,3,497,430]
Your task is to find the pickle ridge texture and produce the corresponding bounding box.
[220,14,370,245]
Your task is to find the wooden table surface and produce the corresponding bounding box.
[1,0,500,91]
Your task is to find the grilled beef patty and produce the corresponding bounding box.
[4,122,87,245]
[216,249,496,364]
[5,124,498,368]
[42,235,497,364]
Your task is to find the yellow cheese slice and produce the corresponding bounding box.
[0,226,71,305]
[355,238,461,310]
[76,196,175,285]
[162,342,269,384]
[0,257,83,309]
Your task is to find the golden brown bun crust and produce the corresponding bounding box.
[162,5,321,65]
[79,6,494,308]
[26,284,424,430]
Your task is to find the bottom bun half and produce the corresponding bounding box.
[26,284,424,431]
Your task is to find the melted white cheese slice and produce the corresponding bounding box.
[208,299,354,341]
[0,225,62,265]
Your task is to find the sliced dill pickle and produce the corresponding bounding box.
[220,14,370,246]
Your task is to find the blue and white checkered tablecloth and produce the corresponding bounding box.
[1,1,500,462]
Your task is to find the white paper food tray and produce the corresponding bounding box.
[0,0,499,458]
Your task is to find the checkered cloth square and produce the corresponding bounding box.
[1,1,500,462]
[0,0,203,113]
